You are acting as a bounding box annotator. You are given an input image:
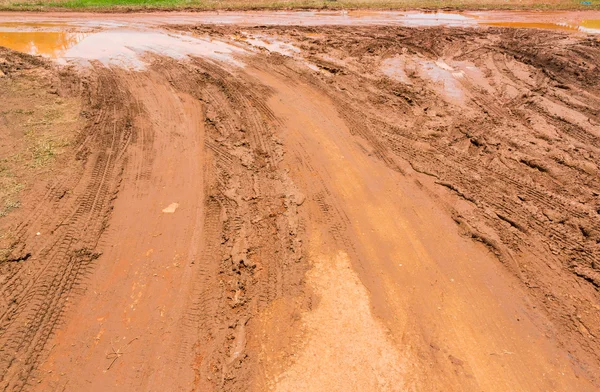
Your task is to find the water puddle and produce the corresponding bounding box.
[484,21,580,32]
[1,11,599,71]
[0,24,246,69]
[579,19,600,32]
[0,11,599,31]
[60,30,245,70]
[582,19,600,29]
[0,31,88,57]
[400,12,476,27]
[238,32,320,71]
[381,56,411,84]
[381,55,466,104]
[243,33,301,57]
[419,59,465,104]
[134,11,600,32]
[472,12,600,33]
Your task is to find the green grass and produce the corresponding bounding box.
[2,0,600,11]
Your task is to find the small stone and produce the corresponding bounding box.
[162,202,179,213]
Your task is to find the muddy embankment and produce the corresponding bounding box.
[0,23,599,391]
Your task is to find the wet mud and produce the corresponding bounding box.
[1,13,600,392]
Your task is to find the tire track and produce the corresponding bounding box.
[0,65,138,391]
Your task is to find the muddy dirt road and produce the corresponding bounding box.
[1,12,600,392]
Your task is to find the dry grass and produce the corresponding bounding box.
[0,67,81,218]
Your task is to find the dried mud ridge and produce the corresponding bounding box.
[0,24,599,390]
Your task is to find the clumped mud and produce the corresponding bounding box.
[1,22,600,391]
[149,57,308,390]
[180,23,600,384]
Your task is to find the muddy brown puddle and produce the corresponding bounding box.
[0,11,598,66]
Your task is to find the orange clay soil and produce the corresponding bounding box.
[0,23,600,392]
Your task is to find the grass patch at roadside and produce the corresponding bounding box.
[1,0,600,11]
[0,167,23,217]
[0,55,81,219]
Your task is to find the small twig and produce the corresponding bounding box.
[490,350,515,356]
[106,337,139,371]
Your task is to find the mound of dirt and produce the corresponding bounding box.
[0,48,46,76]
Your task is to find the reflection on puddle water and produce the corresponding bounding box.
[396,12,600,32]
[0,31,88,57]
[399,12,600,32]
[484,19,600,33]
[243,34,301,56]
[419,60,465,103]
[61,30,245,69]
[239,32,319,71]
[0,28,246,69]
[0,11,599,71]
[582,19,600,29]
[381,56,411,84]
[580,19,600,32]
[485,21,586,33]
[485,21,578,31]
[401,12,475,27]
[381,55,467,104]
[340,11,478,27]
